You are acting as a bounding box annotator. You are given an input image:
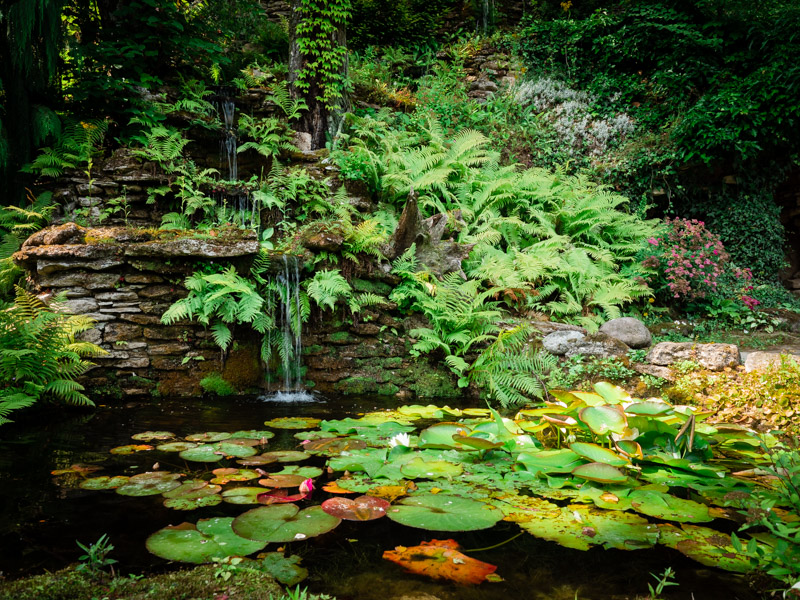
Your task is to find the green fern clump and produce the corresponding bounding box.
[21,117,108,178]
[0,288,107,424]
[199,373,236,396]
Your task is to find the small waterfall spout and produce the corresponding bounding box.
[217,94,238,182]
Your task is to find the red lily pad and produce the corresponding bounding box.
[383,539,498,585]
[321,496,390,521]
[258,474,308,488]
[51,464,103,476]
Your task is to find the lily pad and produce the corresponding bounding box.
[518,503,659,550]
[400,457,463,479]
[258,552,308,586]
[264,417,321,429]
[79,475,130,490]
[163,480,222,499]
[658,524,751,572]
[178,442,258,462]
[276,465,323,479]
[629,489,713,523]
[260,451,312,463]
[185,432,232,442]
[132,431,175,442]
[517,449,584,475]
[569,442,629,467]
[146,517,266,563]
[579,405,628,436]
[233,504,341,542]
[210,468,261,485]
[397,405,462,419]
[593,382,631,404]
[383,539,498,585]
[387,495,503,531]
[156,442,199,453]
[615,440,644,459]
[258,474,310,488]
[321,496,391,521]
[228,430,275,441]
[116,472,183,497]
[571,462,628,484]
[164,495,223,510]
[222,487,270,505]
[51,464,103,476]
[302,437,367,455]
[419,423,472,449]
[236,454,280,466]
[110,444,154,455]
[624,401,673,416]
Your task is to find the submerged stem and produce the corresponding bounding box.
[462,531,524,552]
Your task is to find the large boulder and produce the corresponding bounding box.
[599,317,652,349]
[646,342,740,371]
[542,330,585,355]
[743,351,800,373]
[542,331,629,358]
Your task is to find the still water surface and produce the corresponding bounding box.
[0,395,762,600]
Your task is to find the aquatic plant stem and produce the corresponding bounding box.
[462,531,524,552]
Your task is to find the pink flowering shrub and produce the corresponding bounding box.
[640,218,758,310]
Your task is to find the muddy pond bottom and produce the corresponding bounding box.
[0,395,760,600]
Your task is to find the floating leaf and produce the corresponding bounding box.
[400,457,463,479]
[210,468,261,485]
[398,405,463,419]
[615,440,644,459]
[629,489,713,523]
[236,455,280,466]
[264,417,321,429]
[518,504,659,550]
[321,496,390,521]
[579,405,628,436]
[156,442,198,453]
[517,449,584,475]
[258,553,308,586]
[233,504,340,542]
[222,487,270,505]
[229,430,275,441]
[132,431,175,441]
[322,481,358,494]
[302,437,367,455]
[419,423,472,449]
[146,518,266,563]
[79,475,129,490]
[185,432,232,442]
[658,524,751,572]
[51,464,103,476]
[257,487,313,505]
[164,495,223,510]
[261,451,312,463]
[593,382,631,404]
[116,472,183,497]
[572,462,628,484]
[569,442,629,466]
[276,465,323,479]
[624,401,673,416]
[110,444,154,455]
[387,495,503,532]
[178,442,257,462]
[258,474,310,488]
[383,539,498,585]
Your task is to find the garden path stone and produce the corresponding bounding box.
[599,317,652,348]
[743,351,800,372]
[646,342,740,371]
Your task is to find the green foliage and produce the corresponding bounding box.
[0,287,106,424]
[22,118,108,178]
[75,534,117,580]
[305,269,353,311]
[200,373,236,396]
[161,266,271,352]
[238,114,298,161]
[295,0,352,110]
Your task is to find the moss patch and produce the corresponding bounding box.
[351,278,392,296]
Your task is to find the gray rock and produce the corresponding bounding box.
[38,272,120,289]
[599,317,652,349]
[646,342,740,371]
[60,298,99,314]
[542,330,585,355]
[632,363,675,382]
[103,323,143,342]
[743,352,800,373]
[565,333,630,358]
[124,238,258,259]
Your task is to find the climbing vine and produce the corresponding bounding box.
[295,0,351,109]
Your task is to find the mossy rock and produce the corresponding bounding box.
[351,278,392,296]
[405,364,460,398]
[334,376,379,395]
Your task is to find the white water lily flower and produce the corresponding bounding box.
[388,432,411,448]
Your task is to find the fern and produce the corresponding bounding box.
[0,288,107,424]
[305,269,352,311]
[22,118,108,178]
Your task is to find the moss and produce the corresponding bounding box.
[200,372,236,396]
[351,278,392,296]
[0,565,284,600]
[327,331,357,344]
[334,376,378,394]
[383,357,403,369]
[303,344,324,355]
[221,342,264,390]
[405,362,460,398]
[377,383,400,395]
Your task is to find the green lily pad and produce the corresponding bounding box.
[419,423,472,449]
[233,504,341,542]
[236,454,280,466]
[615,440,644,459]
[451,434,504,451]
[579,405,628,436]
[260,451,312,463]
[658,524,751,572]
[629,489,713,523]
[276,465,323,478]
[569,443,629,467]
[132,431,175,441]
[229,430,275,441]
[572,462,628,484]
[210,469,261,484]
[163,480,222,499]
[387,495,503,531]
[397,405,462,419]
[570,392,607,406]
[79,475,130,490]
[518,503,659,550]
[400,457,463,479]
[303,437,367,455]
[625,401,673,416]
[156,442,199,453]
[258,553,308,586]
[178,443,258,462]
[593,382,632,404]
[146,517,266,563]
[164,495,223,510]
[293,431,339,442]
[264,417,321,429]
[517,449,584,475]
[185,432,232,442]
[110,444,154,455]
[116,472,183,497]
[222,487,270,505]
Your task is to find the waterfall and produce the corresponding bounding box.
[477,0,493,34]
[263,255,314,402]
[220,98,238,182]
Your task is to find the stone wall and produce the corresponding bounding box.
[13,224,264,398]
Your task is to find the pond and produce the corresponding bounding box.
[0,394,762,600]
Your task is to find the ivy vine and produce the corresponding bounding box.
[295,0,351,110]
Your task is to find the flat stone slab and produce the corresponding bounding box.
[646,342,740,371]
[743,351,800,373]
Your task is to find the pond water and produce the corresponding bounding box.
[0,394,762,600]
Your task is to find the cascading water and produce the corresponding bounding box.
[219,95,238,182]
[263,255,315,402]
[477,0,493,34]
